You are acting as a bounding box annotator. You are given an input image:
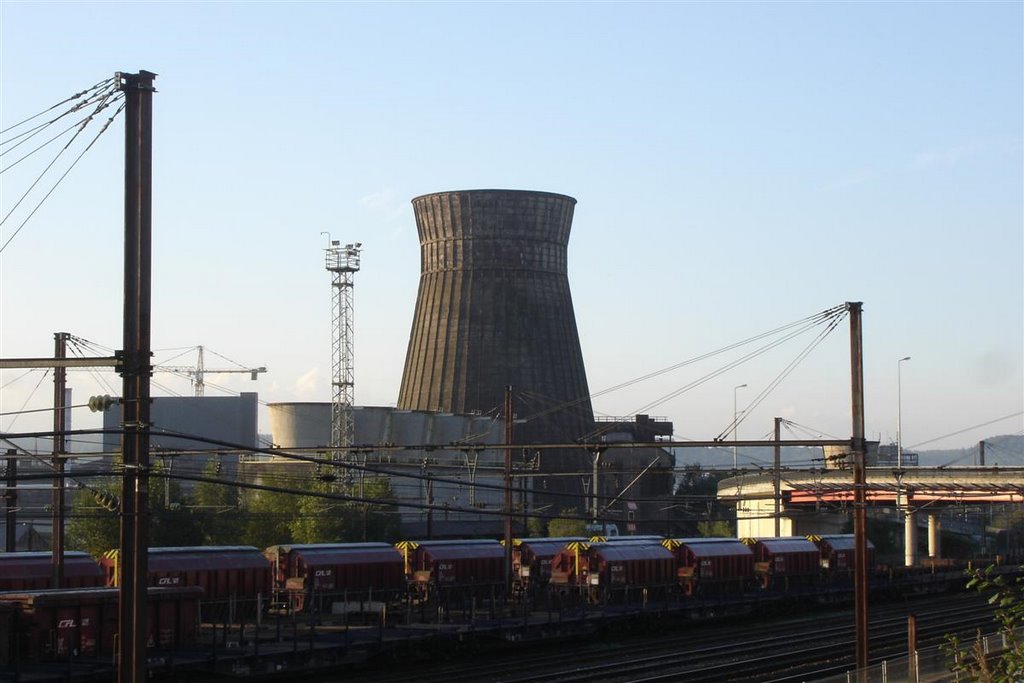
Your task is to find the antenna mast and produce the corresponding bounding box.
[324,239,361,459]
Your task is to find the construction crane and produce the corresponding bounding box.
[155,345,266,396]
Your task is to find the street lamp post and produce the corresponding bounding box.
[897,356,911,470]
[733,383,747,470]
[897,355,914,568]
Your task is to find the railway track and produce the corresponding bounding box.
[340,592,998,683]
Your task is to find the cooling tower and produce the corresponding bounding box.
[397,190,594,503]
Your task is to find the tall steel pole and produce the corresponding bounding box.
[733,383,747,470]
[773,417,782,537]
[897,356,910,470]
[503,385,514,597]
[52,332,68,587]
[848,302,869,673]
[116,69,155,683]
[5,450,16,553]
[896,355,911,567]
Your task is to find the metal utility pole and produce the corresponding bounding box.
[979,439,985,466]
[425,474,434,539]
[52,332,68,587]
[116,69,156,683]
[504,385,514,597]
[324,240,361,461]
[897,356,911,470]
[773,417,782,537]
[733,383,747,470]
[908,614,918,682]
[848,301,869,673]
[5,449,16,553]
[590,448,604,523]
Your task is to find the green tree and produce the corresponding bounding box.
[697,519,734,537]
[548,508,588,537]
[67,479,121,556]
[241,487,295,549]
[944,565,1024,682]
[358,477,401,542]
[289,481,354,543]
[66,461,202,555]
[193,460,244,545]
[526,514,547,538]
[670,466,733,538]
[149,461,203,546]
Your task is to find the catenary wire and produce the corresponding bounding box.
[0,87,119,165]
[0,77,114,137]
[0,98,124,254]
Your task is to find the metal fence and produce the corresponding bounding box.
[811,628,1022,682]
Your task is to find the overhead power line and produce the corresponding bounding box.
[0,77,114,137]
[0,81,123,254]
[909,411,1024,450]
[519,304,847,440]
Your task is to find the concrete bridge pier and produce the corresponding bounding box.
[928,513,941,561]
[905,510,917,567]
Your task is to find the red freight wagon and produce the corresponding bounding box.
[0,586,201,664]
[550,540,675,603]
[511,537,586,593]
[0,602,14,665]
[263,543,406,612]
[396,539,504,599]
[0,552,104,591]
[100,546,270,620]
[742,537,821,590]
[550,539,663,585]
[588,535,665,543]
[808,534,876,578]
[662,538,754,596]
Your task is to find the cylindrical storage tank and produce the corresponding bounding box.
[397,190,594,504]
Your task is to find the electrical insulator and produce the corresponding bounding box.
[88,395,117,412]
[94,491,120,511]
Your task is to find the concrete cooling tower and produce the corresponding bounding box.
[397,189,594,504]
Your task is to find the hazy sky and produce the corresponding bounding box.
[2,2,1021,457]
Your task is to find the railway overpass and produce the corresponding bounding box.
[718,466,1024,565]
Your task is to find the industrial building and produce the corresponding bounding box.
[245,403,513,537]
[101,392,258,489]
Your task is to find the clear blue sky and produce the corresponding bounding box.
[2,2,1021,455]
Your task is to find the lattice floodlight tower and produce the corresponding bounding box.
[324,239,361,459]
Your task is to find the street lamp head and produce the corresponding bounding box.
[899,356,911,362]
[735,383,748,390]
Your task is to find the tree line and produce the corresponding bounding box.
[66,460,401,556]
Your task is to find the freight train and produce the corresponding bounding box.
[0,532,1002,665]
